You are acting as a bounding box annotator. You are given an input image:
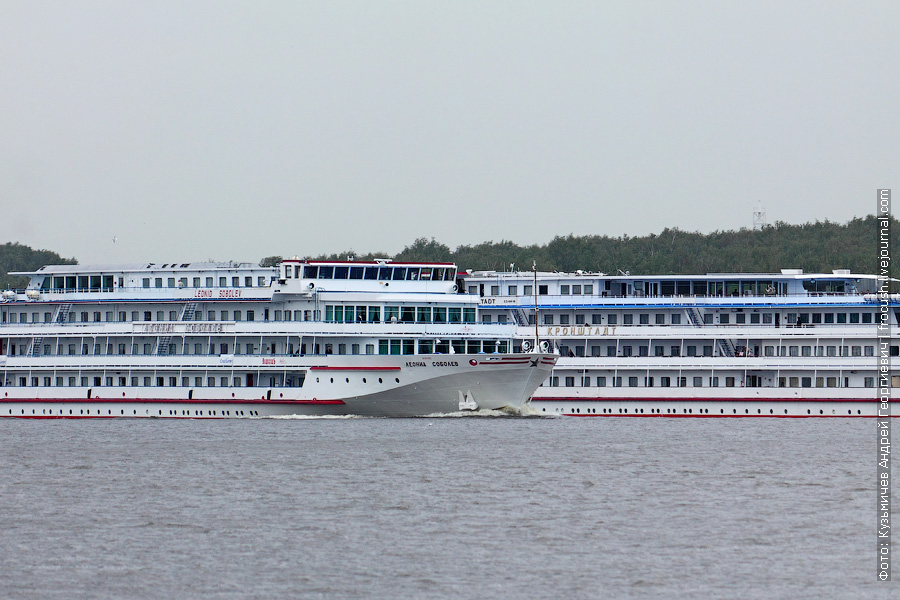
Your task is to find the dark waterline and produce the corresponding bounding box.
[0,417,887,599]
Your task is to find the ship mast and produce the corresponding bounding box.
[533,260,540,351]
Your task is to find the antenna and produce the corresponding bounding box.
[753,202,766,230]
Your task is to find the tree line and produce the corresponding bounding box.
[1,215,894,289]
[304,215,894,276]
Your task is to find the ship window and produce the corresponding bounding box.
[560,285,569,295]
[463,308,475,323]
[559,315,569,325]
[392,268,406,280]
[168,278,175,288]
[417,307,431,323]
[246,310,255,322]
[390,340,401,355]
[623,314,633,325]
[719,314,729,324]
[543,314,553,325]
[655,314,665,325]
[824,313,834,323]
[400,307,415,322]
[406,268,420,280]
[142,278,150,288]
[234,311,242,321]
[703,346,713,356]
[232,276,240,287]
[155,278,163,288]
[333,266,348,279]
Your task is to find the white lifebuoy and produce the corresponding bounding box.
[521,340,532,352]
[539,340,550,353]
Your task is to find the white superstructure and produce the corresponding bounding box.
[0,259,555,418]
[462,268,898,417]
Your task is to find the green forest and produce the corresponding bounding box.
[0,242,76,290]
[0,215,893,289]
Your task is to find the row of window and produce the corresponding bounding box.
[4,375,298,388]
[555,344,876,358]
[547,375,875,388]
[477,280,845,298]
[536,311,874,326]
[289,265,456,282]
[377,339,508,355]
[324,305,477,324]
[8,338,509,357]
[141,275,269,289]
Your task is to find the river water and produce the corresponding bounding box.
[0,415,890,599]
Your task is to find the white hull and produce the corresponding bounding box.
[0,353,557,418]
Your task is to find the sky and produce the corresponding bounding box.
[1,0,897,265]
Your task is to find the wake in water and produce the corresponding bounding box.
[422,402,557,418]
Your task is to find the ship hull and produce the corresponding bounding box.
[0,353,557,418]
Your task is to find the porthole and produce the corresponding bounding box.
[745,409,749,414]
[378,378,383,383]
[720,409,724,414]
[807,409,811,414]
[345,378,349,383]
[362,378,367,383]
[820,410,824,415]
[769,409,773,414]
[330,378,334,383]
[784,409,787,414]
[395,378,400,383]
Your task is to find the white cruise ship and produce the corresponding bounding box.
[462,268,897,417]
[0,259,556,418]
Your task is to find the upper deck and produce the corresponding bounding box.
[3,259,461,303]
[460,268,893,308]
[275,259,459,295]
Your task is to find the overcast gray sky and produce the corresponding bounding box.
[1,1,897,265]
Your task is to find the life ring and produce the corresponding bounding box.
[521,340,532,352]
[539,340,550,353]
